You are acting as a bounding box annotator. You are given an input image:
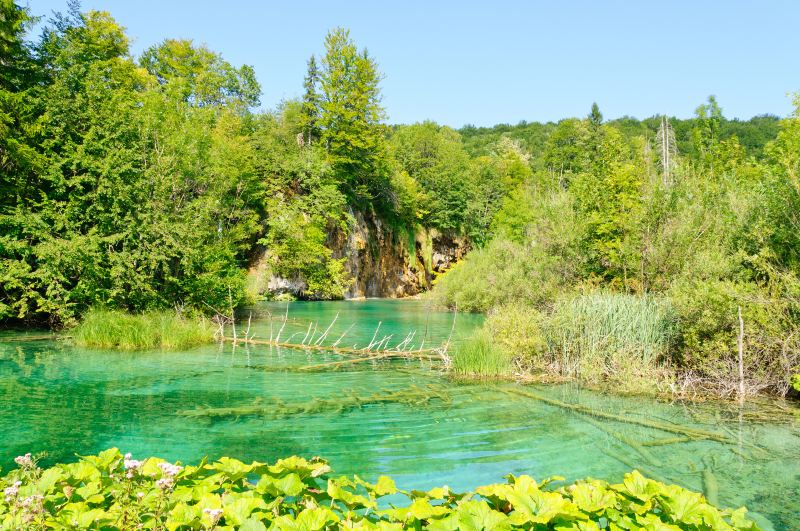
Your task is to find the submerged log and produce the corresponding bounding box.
[502,388,734,444]
[583,416,662,468]
[641,436,695,447]
[177,384,451,420]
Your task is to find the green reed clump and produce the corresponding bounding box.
[549,293,677,376]
[483,293,677,391]
[451,329,513,377]
[72,309,214,351]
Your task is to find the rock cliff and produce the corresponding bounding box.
[248,210,468,300]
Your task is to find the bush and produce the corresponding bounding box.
[433,239,563,312]
[451,329,513,377]
[71,309,214,351]
[485,304,548,368]
[0,449,758,530]
[668,278,800,396]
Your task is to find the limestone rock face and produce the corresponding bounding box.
[249,210,469,300]
[328,210,469,299]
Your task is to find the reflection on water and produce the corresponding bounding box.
[0,300,798,529]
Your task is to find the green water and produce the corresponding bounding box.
[1,299,798,529]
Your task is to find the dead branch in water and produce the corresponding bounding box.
[502,387,734,444]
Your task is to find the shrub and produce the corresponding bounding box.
[451,329,513,377]
[0,449,758,530]
[72,309,214,351]
[668,278,800,396]
[485,304,548,370]
[433,239,563,312]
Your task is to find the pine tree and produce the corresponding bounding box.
[589,102,603,129]
[300,54,321,145]
[318,27,388,202]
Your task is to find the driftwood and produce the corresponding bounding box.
[221,336,441,357]
[600,446,670,485]
[502,388,734,444]
[177,384,451,420]
[583,416,662,468]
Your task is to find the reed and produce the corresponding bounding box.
[72,309,214,350]
[451,330,513,377]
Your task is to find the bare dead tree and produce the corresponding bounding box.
[655,115,678,187]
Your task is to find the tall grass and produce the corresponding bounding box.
[451,330,513,377]
[546,293,677,387]
[484,293,677,390]
[72,309,214,351]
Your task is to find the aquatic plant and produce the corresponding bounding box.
[451,329,514,377]
[477,294,676,391]
[71,309,214,351]
[0,448,759,529]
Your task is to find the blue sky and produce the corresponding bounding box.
[26,0,800,127]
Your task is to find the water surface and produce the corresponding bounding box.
[1,300,797,529]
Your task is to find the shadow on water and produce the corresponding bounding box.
[0,299,797,529]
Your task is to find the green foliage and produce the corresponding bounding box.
[436,93,800,397]
[317,27,390,205]
[0,449,758,530]
[792,374,800,392]
[451,329,513,377]
[433,239,564,313]
[1,7,262,325]
[71,309,214,351]
[140,38,260,107]
[483,294,677,391]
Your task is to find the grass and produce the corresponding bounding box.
[479,293,677,391]
[72,309,215,351]
[451,329,513,377]
[549,293,677,380]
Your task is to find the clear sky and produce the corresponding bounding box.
[25,0,800,127]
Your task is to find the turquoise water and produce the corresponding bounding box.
[1,299,798,529]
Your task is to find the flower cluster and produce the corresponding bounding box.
[155,478,174,491]
[3,481,21,501]
[158,462,183,478]
[123,453,143,479]
[14,453,33,469]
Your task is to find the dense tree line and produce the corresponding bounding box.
[0,3,504,325]
[438,99,800,396]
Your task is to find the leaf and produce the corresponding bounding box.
[657,484,707,525]
[239,517,268,531]
[382,497,450,522]
[36,467,64,494]
[455,499,510,530]
[257,472,305,497]
[166,502,199,531]
[223,494,268,526]
[570,481,617,513]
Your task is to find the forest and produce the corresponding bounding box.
[3,2,800,529]
[2,1,799,400]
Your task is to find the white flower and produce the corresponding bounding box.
[14,453,33,468]
[158,462,183,478]
[203,508,224,523]
[155,478,174,491]
[4,481,22,500]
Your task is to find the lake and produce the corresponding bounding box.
[0,299,797,529]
